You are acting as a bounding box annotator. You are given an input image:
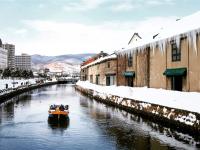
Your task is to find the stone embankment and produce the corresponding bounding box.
[75,85,200,135]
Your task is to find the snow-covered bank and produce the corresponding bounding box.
[76,81,200,114]
[0,78,58,91]
[0,79,58,103]
[0,79,36,90]
[76,81,200,130]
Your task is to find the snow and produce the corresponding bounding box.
[76,80,200,114]
[0,79,36,90]
[118,11,200,56]
[175,113,197,126]
[42,61,80,73]
[81,54,117,69]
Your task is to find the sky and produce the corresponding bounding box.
[0,0,200,56]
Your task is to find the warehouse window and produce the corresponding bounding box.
[128,55,133,67]
[171,42,181,61]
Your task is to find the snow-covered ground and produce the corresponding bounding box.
[0,78,58,91]
[76,81,200,114]
[0,79,36,90]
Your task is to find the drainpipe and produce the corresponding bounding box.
[187,37,190,91]
[166,42,168,90]
[136,50,137,86]
[124,55,126,86]
[116,54,118,86]
[147,49,149,88]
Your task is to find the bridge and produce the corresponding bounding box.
[57,77,79,84]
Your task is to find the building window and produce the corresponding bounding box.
[107,62,110,68]
[96,75,100,85]
[171,42,181,61]
[90,75,93,83]
[106,75,116,86]
[128,55,133,67]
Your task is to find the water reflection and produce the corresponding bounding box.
[0,85,199,150]
[48,117,70,134]
[79,97,200,150]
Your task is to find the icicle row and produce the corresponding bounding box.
[118,28,200,57]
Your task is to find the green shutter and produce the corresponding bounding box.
[163,68,187,77]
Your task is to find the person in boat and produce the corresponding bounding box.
[65,105,69,110]
[49,104,68,111]
[50,104,57,110]
[59,104,65,111]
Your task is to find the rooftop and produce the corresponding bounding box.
[118,11,200,55]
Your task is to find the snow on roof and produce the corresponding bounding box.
[81,54,117,69]
[156,11,200,40]
[118,11,200,55]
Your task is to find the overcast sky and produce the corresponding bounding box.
[0,0,200,56]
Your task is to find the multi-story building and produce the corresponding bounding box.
[80,11,200,92]
[117,11,200,92]
[80,51,108,81]
[0,39,8,70]
[15,54,31,70]
[3,43,15,69]
[0,48,8,70]
[81,53,117,86]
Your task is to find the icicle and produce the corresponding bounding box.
[198,33,200,55]
[175,35,181,50]
[162,40,166,55]
[192,30,197,55]
[187,30,198,55]
[158,41,162,53]
[152,44,155,55]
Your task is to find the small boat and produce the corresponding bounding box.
[48,104,69,121]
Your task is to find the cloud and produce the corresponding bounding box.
[38,3,45,8]
[110,2,139,12]
[62,0,176,12]
[13,16,177,56]
[15,29,27,34]
[146,0,175,6]
[21,20,133,55]
[63,0,106,11]
[109,0,176,12]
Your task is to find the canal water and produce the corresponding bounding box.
[0,84,199,150]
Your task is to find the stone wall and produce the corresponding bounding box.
[76,85,200,135]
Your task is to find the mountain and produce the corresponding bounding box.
[31,53,96,65]
[31,53,96,73]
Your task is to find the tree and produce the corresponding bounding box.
[29,70,34,78]
[2,68,11,78]
[12,69,21,78]
[22,70,29,78]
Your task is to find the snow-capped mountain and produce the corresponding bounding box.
[31,53,95,73]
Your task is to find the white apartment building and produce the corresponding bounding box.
[15,54,31,70]
[0,47,8,69]
[3,43,15,69]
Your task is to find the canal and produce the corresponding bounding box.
[0,84,199,150]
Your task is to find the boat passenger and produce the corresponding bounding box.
[59,105,65,111]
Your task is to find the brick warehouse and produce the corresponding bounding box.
[80,12,200,92]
